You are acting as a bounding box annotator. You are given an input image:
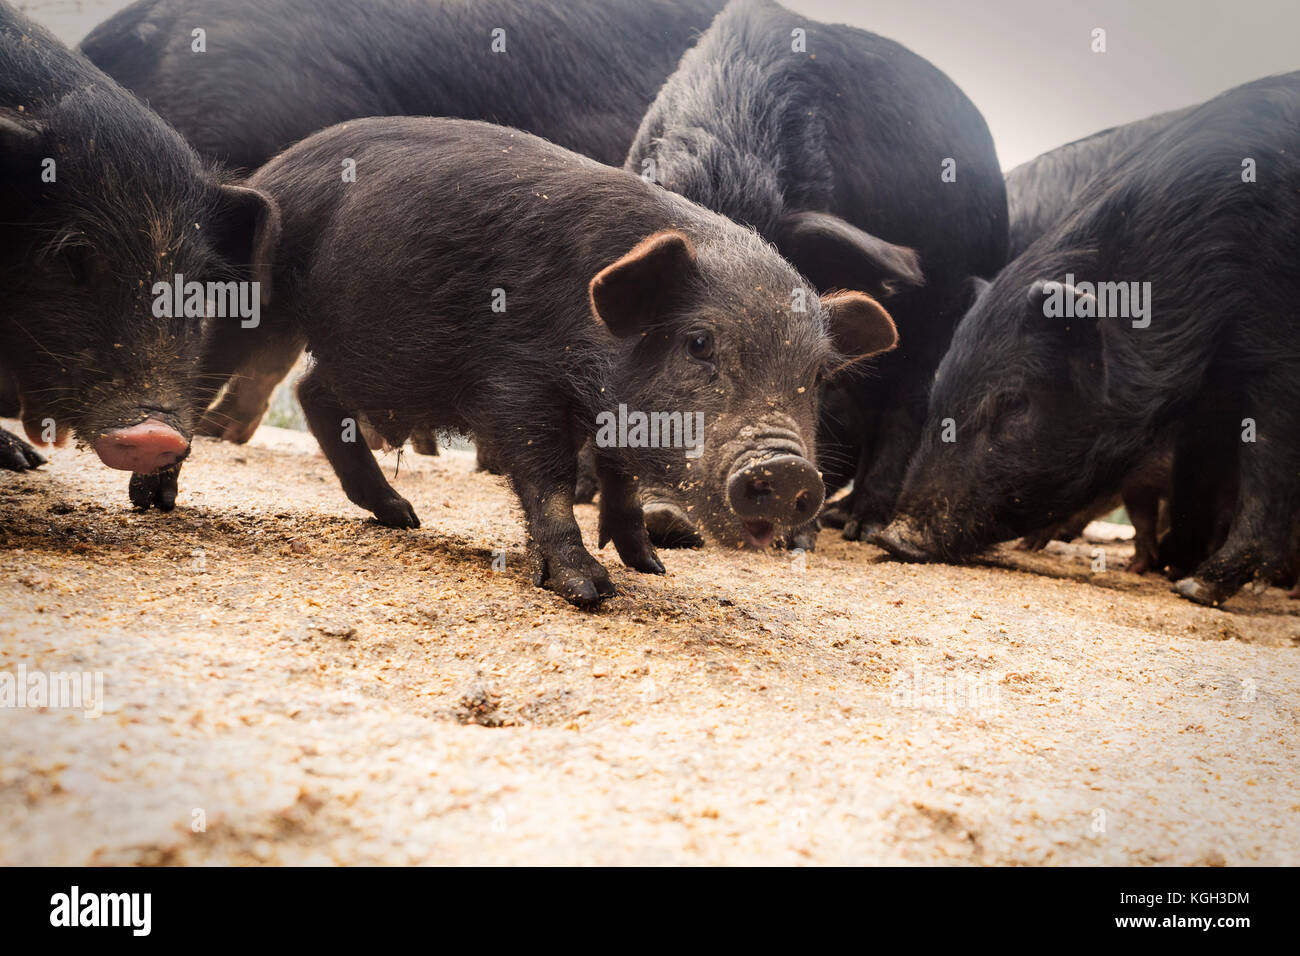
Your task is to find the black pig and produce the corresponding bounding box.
[0,2,274,501]
[236,117,898,605]
[875,73,1300,608]
[1005,106,1193,258]
[625,0,1007,544]
[81,0,725,448]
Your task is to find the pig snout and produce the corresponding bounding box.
[871,516,937,562]
[726,454,824,548]
[92,418,190,473]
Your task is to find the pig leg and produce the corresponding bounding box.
[410,426,440,456]
[0,427,44,471]
[296,368,419,528]
[358,418,387,451]
[641,486,705,549]
[782,517,821,552]
[595,457,664,575]
[574,440,598,504]
[1123,481,1162,575]
[1159,416,1236,577]
[197,326,306,444]
[1174,411,1299,606]
[509,455,616,607]
[842,403,920,541]
[475,440,502,474]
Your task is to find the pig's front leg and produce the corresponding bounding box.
[512,464,616,608]
[596,457,665,575]
[0,427,44,471]
[296,367,419,528]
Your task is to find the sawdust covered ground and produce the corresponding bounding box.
[1,421,1297,865]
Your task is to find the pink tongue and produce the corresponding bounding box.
[92,419,189,473]
[743,520,775,549]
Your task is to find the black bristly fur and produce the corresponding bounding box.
[888,72,1300,608]
[81,0,725,173]
[0,1,271,497]
[625,0,1009,537]
[242,117,887,606]
[80,0,726,452]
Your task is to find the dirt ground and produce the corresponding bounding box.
[1,420,1297,866]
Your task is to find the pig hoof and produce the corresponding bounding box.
[599,520,665,574]
[0,429,45,470]
[818,503,848,530]
[842,518,881,542]
[620,543,665,575]
[371,497,420,529]
[1173,576,1228,607]
[1015,531,1054,552]
[546,564,616,607]
[644,502,704,549]
[128,468,178,512]
[780,521,820,552]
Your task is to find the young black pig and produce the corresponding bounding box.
[625,0,1007,544]
[0,2,275,499]
[875,73,1300,608]
[240,117,898,606]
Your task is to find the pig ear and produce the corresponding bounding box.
[1027,279,1098,316]
[1028,280,1119,386]
[211,183,281,305]
[0,114,41,157]
[589,230,699,337]
[0,114,44,202]
[821,291,899,369]
[776,211,923,299]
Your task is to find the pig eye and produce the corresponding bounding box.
[685,331,715,363]
[996,392,1030,418]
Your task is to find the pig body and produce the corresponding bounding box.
[1005,106,1194,258]
[0,1,273,497]
[82,0,725,449]
[876,72,1300,608]
[83,0,724,172]
[238,117,897,605]
[626,0,1008,542]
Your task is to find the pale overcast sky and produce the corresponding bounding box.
[23,0,1300,170]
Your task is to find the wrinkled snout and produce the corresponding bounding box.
[871,516,938,562]
[726,454,824,548]
[92,418,189,473]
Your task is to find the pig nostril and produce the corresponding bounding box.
[794,489,813,514]
[746,478,772,501]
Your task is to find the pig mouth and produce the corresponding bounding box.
[872,516,943,562]
[741,520,776,549]
[873,513,1005,564]
[90,414,192,473]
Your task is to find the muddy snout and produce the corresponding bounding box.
[726,454,824,548]
[871,516,936,562]
[92,417,190,473]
